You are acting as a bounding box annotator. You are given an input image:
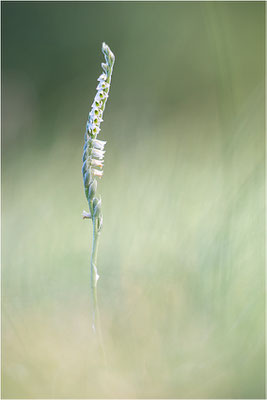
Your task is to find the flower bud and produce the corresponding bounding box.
[88,179,97,199]
[97,73,107,82]
[83,170,90,188]
[92,197,98,212]
[101,62,108,74]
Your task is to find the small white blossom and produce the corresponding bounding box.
[97,73,107,82]
[96,81,110,91]
[87,119,99,132]
[91,126,101,136]
[91,159,104,168]
[94,98,102,108]
[91,106,103,118]
[91,148,105,160]
[82,210,92,219]
[91,116,103,127]
[92,138,106,150]
[95,91,108,101]
[92,169,103,178]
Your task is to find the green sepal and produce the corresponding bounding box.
[88,179,97,200]
[93,198,102,218]
[92,197,98,210]
[83,170,90,188]
[82,160,88,176]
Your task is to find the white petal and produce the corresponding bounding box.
[91,107,103,120]
[92,168,103,178]
[91,148,105,159]
[82,210,91,219]
[91,159,104,168]
[92,138,106,150]
[95,91,108,101]
[96,81,110,91]
[93,96,103,108]
[88,124,100,135]
[101,62,108,74]
[97,73,107,81]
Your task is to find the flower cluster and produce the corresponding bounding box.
[82,43,115,208]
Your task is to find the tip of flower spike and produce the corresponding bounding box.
[102,42,109,53]
[102,42,115,64]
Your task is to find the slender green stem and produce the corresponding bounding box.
[90,216,107,365]
[91,217,100,330]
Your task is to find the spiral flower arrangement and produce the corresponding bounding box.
[82,43,115,346]
[83,43,115,221]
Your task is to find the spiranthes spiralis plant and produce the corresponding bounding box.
[82,43,115,355]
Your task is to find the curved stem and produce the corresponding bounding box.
[90,216,107,365]
[91,217,100,329]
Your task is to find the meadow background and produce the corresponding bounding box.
[2,2,265,398]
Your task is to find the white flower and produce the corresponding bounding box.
[94,98,102,108]
[91,115,103,127]
[96,81,110,91]
[89,106,103,124]
[92,169,103,178]
[82,210,91,219]
[91,106,103,119]
[91,148,105,160]
[91,159,104,168]
[91,126,101,135]
[97,73,107,82]
[92,138,106,150]
[95,90,108,101]
[87,119,100,133]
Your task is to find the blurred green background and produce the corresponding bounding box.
[2,2,265,399]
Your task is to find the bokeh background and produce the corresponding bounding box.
[2,2,265,399]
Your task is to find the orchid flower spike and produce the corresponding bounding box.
[82,42,115,213]
[81,43,115,350]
